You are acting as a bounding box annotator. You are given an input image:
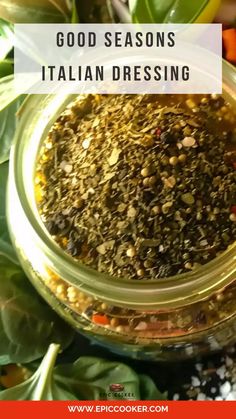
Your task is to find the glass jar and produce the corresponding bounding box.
[7,61,236,361]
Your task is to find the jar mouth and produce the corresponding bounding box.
[11,61,236,309]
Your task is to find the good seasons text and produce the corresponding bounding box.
[56,31,175,48]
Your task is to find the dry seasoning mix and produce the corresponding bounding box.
[34,94,236,336]
[36,94,236,279]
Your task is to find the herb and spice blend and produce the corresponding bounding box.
[35,94,236,281]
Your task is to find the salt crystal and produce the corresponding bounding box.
[226,392,236,401]
[220,381,231,398]
[195,363,203,372]
[225,355,233,367]
[135,321,148,331]
[197,393,206,400]
[60,161,73,173]
[216,365,226,380]
[185,346,194,356]
[82,138,91,149]
[191,376,201,387]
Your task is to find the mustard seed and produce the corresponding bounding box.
[229,213,236,222]
[169,156,179,166]
[178,154,187,163]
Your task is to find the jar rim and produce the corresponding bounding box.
[11,61,236,309]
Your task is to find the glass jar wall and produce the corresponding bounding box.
[7,61,236,361]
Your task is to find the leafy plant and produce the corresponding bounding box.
[0,75,22,112]
[0,1,72,24]
[0,344,166,400]
[0,163,74,364]
[129,0,217,24]
[0,254,74,365]
[0,95,25,164]
[0,18,14,60]
[0,162,14,257]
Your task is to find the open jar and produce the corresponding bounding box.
[7,61,236,361]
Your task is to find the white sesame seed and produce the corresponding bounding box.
[173,394,179,401]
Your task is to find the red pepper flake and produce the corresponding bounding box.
[233,162,236,169]
[230,206,236,214]
[92,314,110,325]
[156,128,161,137]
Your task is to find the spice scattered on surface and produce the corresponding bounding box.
[170,346,236,401]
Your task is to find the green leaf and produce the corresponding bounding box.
[71,0,79,23]
[0,76,20,112]
[0,344,61,400]
[54,356,141,400]
[0,254,74,365]
[0,1,71,24]
[0,19,14,61]
[0,344,164,400]
[129,0,209,24]
[0,95,25,164]
[0,162,14,258]
[139,374,167,400]
[0,60,13,78]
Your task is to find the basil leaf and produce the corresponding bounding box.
[139,374,167,400]
[0,19,14,61]
[0,95,25,164]
[0,0,71,24]
[0,255,74,365]
[0,163,74,365]
[0,344,62,400]
[129,0,209,24]
[0,162,15,260]
[0,344,165,400]
[54,356,141,400]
